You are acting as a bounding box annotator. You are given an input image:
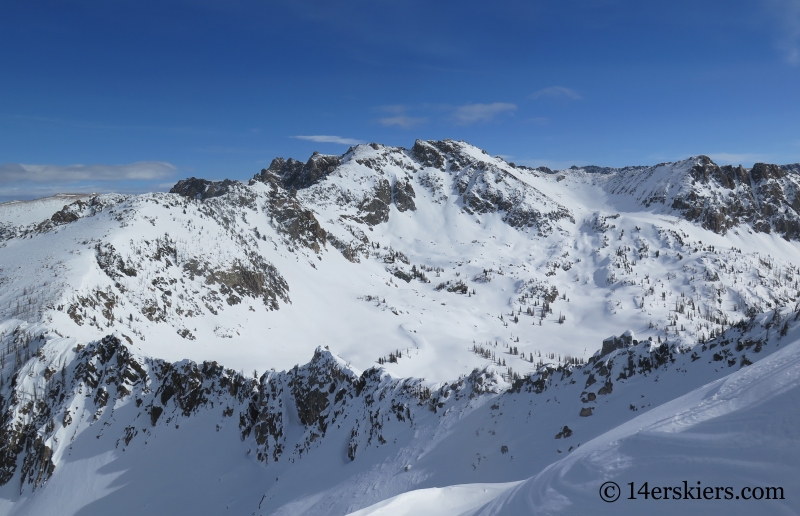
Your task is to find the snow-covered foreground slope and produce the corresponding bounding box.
[362,330,800,516]
[0,139,799,514]
[0,309,797,515]
[483,338,800,515]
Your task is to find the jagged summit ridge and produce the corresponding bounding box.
[169,141,800,240]
[595,155,800,239]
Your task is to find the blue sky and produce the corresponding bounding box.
[1,0,800,201]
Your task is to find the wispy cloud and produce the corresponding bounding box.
[452,103,517,124]
[765,0,800,64]
[293,135,364,145]
[0,161,176,184]
[374,105,427,129]
[530,86,582,100]
[379,115,427,129]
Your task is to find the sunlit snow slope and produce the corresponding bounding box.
[359,333,800,516]
[0,139,799,515]
[1,140,798,382]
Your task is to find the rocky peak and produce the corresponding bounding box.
[169,177,237,200]
[781,163,800,175]
[689,156,748,188]
[411,139,486,172]
[260,153,342,190]
[750,162,787,183]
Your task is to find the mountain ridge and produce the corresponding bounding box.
[0,139,799,514]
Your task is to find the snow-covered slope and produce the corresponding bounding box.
[362,326,800,516]
[0,139,799,514]
[0,195,93,228]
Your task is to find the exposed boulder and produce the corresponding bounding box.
[555,425,573,439]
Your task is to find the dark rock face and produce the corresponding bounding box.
[183,255,289,310]
[600,332,634,357]
[50,203,82,224]
[170,178,236,200]
[252,169,327,252]
[413,140,573,235]
[95,243,138,279]
[750,163,786,183]
[581,165,623,175]
[260,152,342,190]
[357,179,392,225]
[412,139,478,173]
[670,157,800,240]
[392,178,416,212]
[411,140,446,170]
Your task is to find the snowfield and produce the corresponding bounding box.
[0,139,798,514]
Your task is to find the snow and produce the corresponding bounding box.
[353,335,800,515]
[347,482,522,516]
[0,195,91,227]
[1,140,799,515]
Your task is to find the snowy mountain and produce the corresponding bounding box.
[0,139,799,515]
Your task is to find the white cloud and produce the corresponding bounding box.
[452,103,517,124]
[293,135,364,145]
[378,115,427,129]
[0,161,177,184]
[530,86,582,100]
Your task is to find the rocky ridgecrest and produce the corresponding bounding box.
[0,332,511,491]
[258,152,342,191]
[781,163,800,175]
[0,306,794,498]
[165,141,800,242]
[169,177,238,200]
[233,140,573,234]
[601,155,800,240]
[411,140,574,234]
